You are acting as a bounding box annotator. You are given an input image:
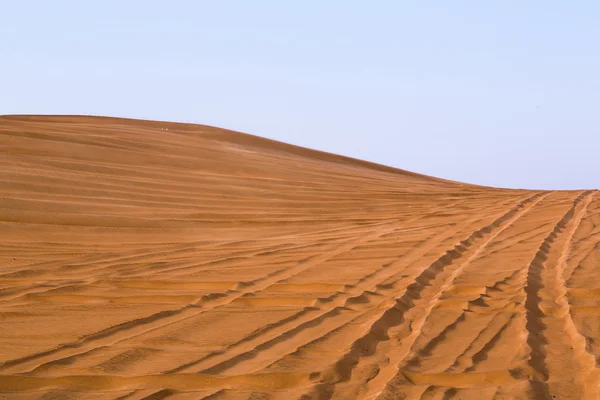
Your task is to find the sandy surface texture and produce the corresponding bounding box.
[0,115,598,399]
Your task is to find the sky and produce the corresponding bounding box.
[2,1,599,190]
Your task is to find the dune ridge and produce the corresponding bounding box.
[0,115,598,399]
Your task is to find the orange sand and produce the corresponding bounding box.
[0,115,598,399]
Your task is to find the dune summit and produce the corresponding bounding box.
[0,115,598,399]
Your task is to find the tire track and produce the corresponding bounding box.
[186,198,537,378]
[410,192,595,400]
[523,191,599,399]
[356,195,549,400]
[297,192,546,400]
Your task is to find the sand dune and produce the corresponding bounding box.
[0,115,598,399]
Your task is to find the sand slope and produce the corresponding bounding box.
[0,115,598,399]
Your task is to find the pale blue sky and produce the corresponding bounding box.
[2,1,599,189]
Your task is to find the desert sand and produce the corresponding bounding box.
[0,115,598,399]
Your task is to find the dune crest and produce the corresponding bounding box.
[0,115,598,399]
